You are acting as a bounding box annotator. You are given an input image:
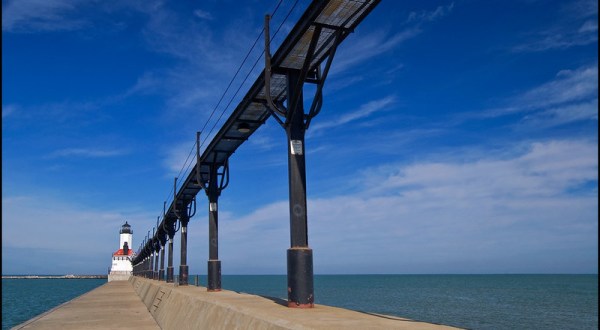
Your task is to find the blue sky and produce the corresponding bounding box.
[2,0,598,275]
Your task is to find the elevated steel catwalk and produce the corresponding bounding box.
[134,0,380,265]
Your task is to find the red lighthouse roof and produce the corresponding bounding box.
[113,249,133,256]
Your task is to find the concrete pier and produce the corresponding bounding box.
[14,277,461,329]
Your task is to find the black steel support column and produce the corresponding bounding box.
[285,69,314,308]
[150,249,155,278]
[154,249,159,280]
[207,164,222,292]
[179,215,190,286]
[159,245,165,281]
[167,236,174,283]
[146,257,151,278]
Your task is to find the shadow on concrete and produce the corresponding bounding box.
[357,311,464,329]
[257,295,288,307]
[233,291,288,307]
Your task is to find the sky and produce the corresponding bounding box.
[2,0,598,275]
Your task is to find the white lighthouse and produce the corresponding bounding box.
[108,221,135,282]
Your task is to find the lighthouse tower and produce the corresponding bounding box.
[108,221,135,282]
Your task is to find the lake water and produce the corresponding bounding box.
[2,274,597,329]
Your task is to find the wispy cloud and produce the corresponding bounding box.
[563,0,598,21]
[310,95,396,135]
[2,0,87,32]
[333,28,421,75]
[469,64,598,129]
[518,99,598,129]
[332,2,454,76]
[513,0,598,52]
[513,28,598,52]
[516,65,598,109]
[366,139,597,198]
[406,3,455,23]
[193,9,213,21]
[119,1,267,128]
[162,140,197,177]
[48,148,129,159]
[3,0,261,121]
[1,100,109,128]
[2,104,17,118]
[579,19,598,33]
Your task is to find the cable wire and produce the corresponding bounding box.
[203,0,300,147]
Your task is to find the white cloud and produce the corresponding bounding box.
[48,148,129,158]
[2,0,87,32]
[407,3,455,23]
[162,140,198,177]
[517,65,598,109]
[120,1,266,129]
[194,9,213,21]
[338,95,396,124]
[330,2,453,76]
[4,100,103,124]
[2,104,17,118]
[579,20,598,33]
[333,28,421,75]
[563,0,598,20]
[513,30,598,52]
[513,0,598,53]
[472,64,598,125]
[518,99,598,128]
[310,95,396,135]
[368,139,597,198]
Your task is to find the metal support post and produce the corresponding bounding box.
[144,257,149,278]
[285,69,314,308]
[207,164,222,292]
[154,249,159,280]
[195,132,224,291]
[149,254,153,279]
[167,236,174,283]
[159,245,165,281]
[179,215,190,286]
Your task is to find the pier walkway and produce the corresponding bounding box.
[14,277,460,329]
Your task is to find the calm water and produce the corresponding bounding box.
[2,275,597,329]
[2,278,106,330]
